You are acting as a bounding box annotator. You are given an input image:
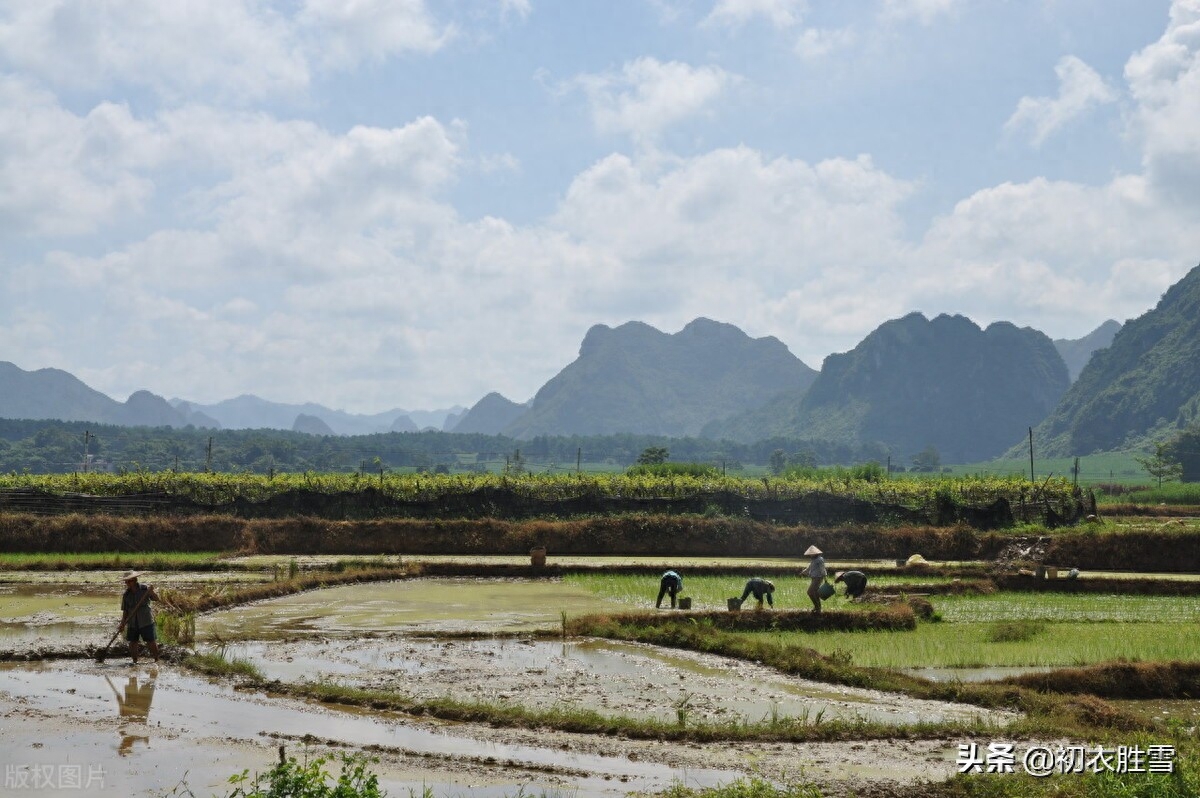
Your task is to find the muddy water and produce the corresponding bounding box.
[199,577,629,638]
[0,572,268,649]
[0,661,741,796]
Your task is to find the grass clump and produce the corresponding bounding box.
[184,650,263,681]
[224,751,385,798]
[986,620,1045,643]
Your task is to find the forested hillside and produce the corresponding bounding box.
[1034,263,1200,456]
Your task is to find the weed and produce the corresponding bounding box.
[226,751,384,798]
[987,620,1045,643]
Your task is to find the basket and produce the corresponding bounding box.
[678,597,692,610]
[818,580,836,600]
[530,547,547,567]
[727,597,742,611]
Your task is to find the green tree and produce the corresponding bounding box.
[636,446,669,465]
[910,445,941,473]
[769,449,787,475]
[1135,441,1183,488]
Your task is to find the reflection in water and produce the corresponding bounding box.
[105,670,156,756]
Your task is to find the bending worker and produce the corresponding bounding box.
[656,570,683,609]
[120,571,160,664]
[835,570,868,600]
[740,577,775,608]
[803,545,827,613]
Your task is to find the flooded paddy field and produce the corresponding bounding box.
[0,567,1018,795]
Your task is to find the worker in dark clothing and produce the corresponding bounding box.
[835,570,868,600]
[656,570,683,608]
[740,577,775,608]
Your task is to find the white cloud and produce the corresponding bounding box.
[0,1,309,102]
[573,57,735,144]
[703,0,806,29]
[794,27,857,60]
[0,78,154,236]
[1005,56,1118,147]
[1125,0,1200,204]
[0,0,453,102]
[878,0,961,25]
[298,0,452,69]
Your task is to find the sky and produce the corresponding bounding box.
[2,0,1199,415]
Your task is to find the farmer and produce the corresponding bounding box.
[656,570,684,609]
[120,571,160,664]
[803,545,827,613]
[739,577,775,609]
[835,570,869,600]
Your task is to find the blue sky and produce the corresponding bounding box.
[2,0,1198,414]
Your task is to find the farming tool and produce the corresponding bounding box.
[96,588,152,663]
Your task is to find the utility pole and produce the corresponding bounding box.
[82,430,91,472]
[886,455,891,476]
[577,447,582,474]
[1073,457,1080,488]
[206,437,213,472]
[1028,427,1035,482]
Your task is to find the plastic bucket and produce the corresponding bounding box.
[727,598,742,611]
[678,597,692,610]
[818,581,836,599]
[530,547,547,567]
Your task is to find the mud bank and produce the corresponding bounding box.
[218,636,1016,728]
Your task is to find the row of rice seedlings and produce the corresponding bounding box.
[0,551,226,570]
[933,592,1200,624]
[790,622,1200,669]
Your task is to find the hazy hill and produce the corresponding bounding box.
[293,413,335,435]
[502,318,818,439]
[452,392,528,435]
[708,313,1070,463]
[1054,320,1122,382]
[1033,263,1200,456]
[0,362,195,428]
[170,395,454,435]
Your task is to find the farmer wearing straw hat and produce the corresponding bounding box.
[802,545,827,613]
[120,571,160,664]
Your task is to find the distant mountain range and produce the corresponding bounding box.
[0,363,462,435]
[168,395,465,435]
[4,277,1180,460]
[490,318,817,439]
[703,313,1070,463]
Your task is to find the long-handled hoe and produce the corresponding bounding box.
[96,589,151,664]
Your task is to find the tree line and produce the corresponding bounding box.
[0,419,897,476]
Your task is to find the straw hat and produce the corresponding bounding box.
[803,545,822,556]
[121,571,143,581]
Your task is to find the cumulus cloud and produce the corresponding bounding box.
[573,57,735,144]
[298,0,452,69]
[1125,0,1200,204]
[0,78,154,236]
[1005,56,1118,147]
[0,1,309,101]
[703,0,806,29]
[0,0,453,102]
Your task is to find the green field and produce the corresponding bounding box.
[571,575,1200,669]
